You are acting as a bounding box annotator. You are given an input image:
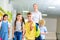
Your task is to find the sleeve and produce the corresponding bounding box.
[8,22,11,28]
[39,12,42,20]
[44,27,47,33]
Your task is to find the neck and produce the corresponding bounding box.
[17,20,22,22]
[3,20,7,21]
[34,9,38,12]
[28,20,33,23]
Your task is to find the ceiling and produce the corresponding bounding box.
[11,0,60,17]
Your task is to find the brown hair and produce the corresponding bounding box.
[27,12,32,15]
[33,3,38,7]
[3,14,8,20]
[14,13,25,30]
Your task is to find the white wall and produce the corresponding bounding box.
[57,18,60,40]
[44,18,57,32]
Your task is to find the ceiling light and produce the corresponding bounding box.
[48,6,55,9]
[23,11,29,13]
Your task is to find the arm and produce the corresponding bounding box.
[8,22,11,38]
[39,12,42,20]
[12,26,14,38]
[41,32,47,35]
[8,27,10,38]
[41,27,47,35]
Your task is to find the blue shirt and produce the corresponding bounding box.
[40,26,47,39]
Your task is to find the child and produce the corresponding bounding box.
[0,17,2,40]
[13,13,25,40]
[0,17,2,29]
[24,12,36,40]
[1,14,10,40]
[39,19,47,40]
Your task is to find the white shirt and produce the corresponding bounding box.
[16,21,22,32]
[31,11,42,23]
[40,26,47,39]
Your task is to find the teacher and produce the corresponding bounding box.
[31,3,42,40]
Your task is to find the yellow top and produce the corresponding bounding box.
[24,22,36,39]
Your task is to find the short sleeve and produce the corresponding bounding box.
[44,27,47,33]
[8,22,11,28]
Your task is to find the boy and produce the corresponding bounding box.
[39,19,47,40]
[24,12,36,40]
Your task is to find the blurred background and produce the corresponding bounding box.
[0,0,60,40]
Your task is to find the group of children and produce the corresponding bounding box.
[13,12,47,40]
[0,12,47,40]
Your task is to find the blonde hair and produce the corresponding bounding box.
[39,19,45,25]
[33,3,38,6]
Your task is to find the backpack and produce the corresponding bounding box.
[35,24,40,37]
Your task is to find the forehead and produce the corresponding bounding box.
[17,15,22,16]
[33,4,38,6]
[4,16,8,17]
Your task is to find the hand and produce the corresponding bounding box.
[30,25,34,31]
[12,34,14,38]
[41,32,46,35]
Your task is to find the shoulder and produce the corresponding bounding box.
[38,11,42,15]
[43,26,47,29]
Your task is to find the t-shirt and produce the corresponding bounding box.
[31,11,42,23]
[1,20,10,28]
[24,21,36,39]
[40,26,47,39]
[15,21,22,32]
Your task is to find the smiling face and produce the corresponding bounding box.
[3,16,8,21]
[0,17,2,22]
[33,3,38,11]
[17,15,22,21]
[27,12,33,22]
[27,15,32,21]
[39,19,45,26]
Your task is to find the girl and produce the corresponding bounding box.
[39,19,47,40]
[1,14,10,40]
[0,17,2,40]
[13,13,25,40]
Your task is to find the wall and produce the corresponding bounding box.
[44,18,57,32]
[57,18,60,40]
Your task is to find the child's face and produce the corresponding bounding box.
[39,22,45,27]
[0,17,2,20]
[27,15,32,21]
[0,17,2,22]
[17,15,22,21]
[40,24,43,27]
[4,16,8,20]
